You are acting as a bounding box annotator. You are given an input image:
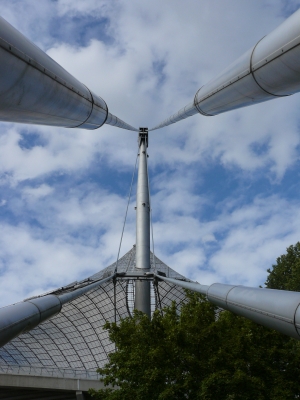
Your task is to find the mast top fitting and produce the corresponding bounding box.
[138,127,148,148]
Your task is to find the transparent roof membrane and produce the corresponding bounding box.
[0,246,189,374]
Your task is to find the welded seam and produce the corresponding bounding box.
[252,38,300,74]
[293,302,300,337]
[100,98,109,127]
[224,285,239,306]
[194,86,213,116]
[72,85,95,129]
[250,37,287,98]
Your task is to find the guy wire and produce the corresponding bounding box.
[114,151,139,275]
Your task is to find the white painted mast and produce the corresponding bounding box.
[134,128,151,317]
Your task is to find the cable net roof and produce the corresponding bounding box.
[0,246,189,375]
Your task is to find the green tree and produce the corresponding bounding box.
[90,294,219,400]
[90,243,300,399]
[265,242,300,291]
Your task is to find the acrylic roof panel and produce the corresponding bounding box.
[0,246,189,372]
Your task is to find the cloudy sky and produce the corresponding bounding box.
[1,0,300,307]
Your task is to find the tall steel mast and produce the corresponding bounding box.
[134,128,151,317]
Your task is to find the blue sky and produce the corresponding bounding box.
[1,0,300,306]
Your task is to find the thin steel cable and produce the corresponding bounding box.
[145,146,156,274]
[114,277,116,325]
[113,277,116,350]
[114,152,139,275]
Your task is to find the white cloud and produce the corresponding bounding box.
[22,184,53,198]
[154,193,300,288]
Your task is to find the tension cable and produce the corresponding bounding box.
[114,151,139,275]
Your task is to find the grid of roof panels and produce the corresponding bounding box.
[0,246,189,373]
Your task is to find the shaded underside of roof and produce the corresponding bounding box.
[0,246,189,374]
[0,387,77,400]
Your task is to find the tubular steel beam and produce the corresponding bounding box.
[150,8,300,131]
[156,274,300,340]
[134,128,151,317]
[0,16,137,131]
[0,275,114,348]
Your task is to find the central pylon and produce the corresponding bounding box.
[134,128,151,317]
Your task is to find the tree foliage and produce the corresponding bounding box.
[265,242,300,291]
[90,243,300,399]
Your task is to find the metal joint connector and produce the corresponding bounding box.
[138,127,148,148]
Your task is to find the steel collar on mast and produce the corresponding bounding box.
[138,127,149,147]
